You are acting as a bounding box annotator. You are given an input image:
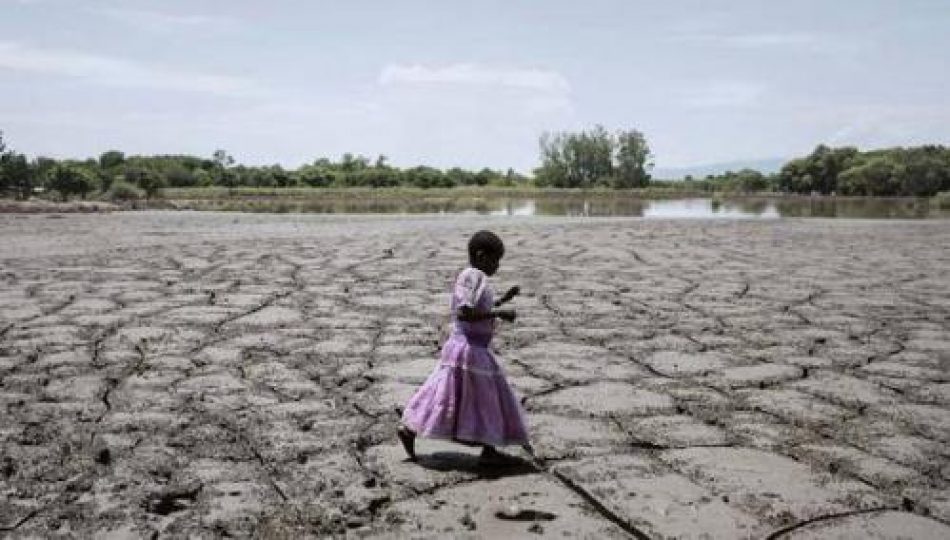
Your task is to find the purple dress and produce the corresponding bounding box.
[401,266,529,447]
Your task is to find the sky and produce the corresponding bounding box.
[1,0,948,173]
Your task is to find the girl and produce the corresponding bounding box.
[398,230,529,465]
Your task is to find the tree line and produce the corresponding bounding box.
[0,132,530,201]
[681,145,950,197]
[776,144,950,196]
[2,128,949,200]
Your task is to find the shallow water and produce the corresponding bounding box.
[180,196,949,219]
[484,197,946,219]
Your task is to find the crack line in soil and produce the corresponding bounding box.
[0,507,42,532]
[764,506,898,539]
[546,467,652,540]
[736,281,751,298]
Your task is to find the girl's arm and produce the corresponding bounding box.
[493,285,521,307]
[457,306,516,322]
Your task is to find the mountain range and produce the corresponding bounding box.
[652,158,787,180]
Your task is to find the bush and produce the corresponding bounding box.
[123,167,166,198]
[105,179,145,201]
[933,191,950,209]
[46,164,98,200]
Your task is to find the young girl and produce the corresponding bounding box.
[398,230,529,464]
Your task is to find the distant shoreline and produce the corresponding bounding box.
[1,189,944,218]
[160,186,939,202]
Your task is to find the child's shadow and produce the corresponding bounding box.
[412,452,538,479]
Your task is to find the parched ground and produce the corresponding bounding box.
[1,211,949,539]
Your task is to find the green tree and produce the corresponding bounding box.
[614,129,652,188]
[160,165,194,187]
[46,165,97,200]
[1,153,35,199]
[0,131,10,195]
[99,150,126,169]
[536,126,650,188]
[735,169,767,192]
[900,146,948,196]
[771,144,950,196]
[340,153,370,173]
[33,157,56,190]
[535,132,570,187]
[778,158,813,193]
[446,167,475,186]
[855,157,900,196]
[474,168,499,187]
[269,165,295,187]
[193,168,214,187]
[297,166,329,187]
[402,166,447,188]
[567,126,613,187]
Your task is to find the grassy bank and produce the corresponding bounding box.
[163,186,946,200]
[164,186,723,200]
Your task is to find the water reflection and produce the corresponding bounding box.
[181,196,948,219]
[487,198,649,217]
[642,199,779,219]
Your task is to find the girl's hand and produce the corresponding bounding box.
[496,286,521,306]
[497,309,517,323]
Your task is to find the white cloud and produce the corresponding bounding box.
[94,7,240,33]
[679,81,766,108]
[722,33,819,48]
[379,63,571,94]
[668,32,861,55]
[0,41,263,97]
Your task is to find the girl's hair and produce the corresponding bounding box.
[468,230,505,261]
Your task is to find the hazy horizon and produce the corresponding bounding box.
[2,0,948,173]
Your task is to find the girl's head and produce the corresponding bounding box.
[468,230,504,276]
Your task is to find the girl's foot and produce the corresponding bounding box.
[397,426,416,461]
[479,445,518,466]
[451,437,481,447]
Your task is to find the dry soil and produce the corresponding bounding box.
[1,211,948,539]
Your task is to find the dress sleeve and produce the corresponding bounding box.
[455,267,488,309]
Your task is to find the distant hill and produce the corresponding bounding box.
[653,158,787,180]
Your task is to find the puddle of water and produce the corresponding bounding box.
[176,196,948,219]
[643,199,781,219]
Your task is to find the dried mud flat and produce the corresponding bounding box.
[1,211,949,539]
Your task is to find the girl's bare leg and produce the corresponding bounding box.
[397,425,416,461]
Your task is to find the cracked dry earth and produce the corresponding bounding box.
[1,212,949,539]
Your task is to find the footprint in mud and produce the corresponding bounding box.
[495,507,559,521]
[143,483,203,516]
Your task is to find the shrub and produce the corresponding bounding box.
[105,179,145,201]
[124,167,166,198]
[46,164,98,200]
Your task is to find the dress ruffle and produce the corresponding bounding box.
[401,334,529,447]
